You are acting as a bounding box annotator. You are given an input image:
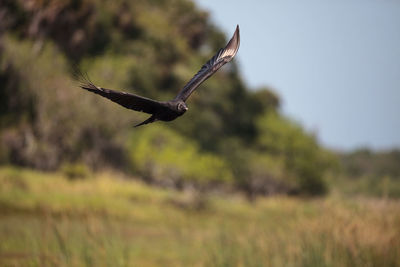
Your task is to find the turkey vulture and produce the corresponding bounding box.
[79,25,240,127]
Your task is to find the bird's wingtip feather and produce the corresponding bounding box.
[221,24,240,59]
[72,68,101,92]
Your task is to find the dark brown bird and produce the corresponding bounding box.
[79,25,240,127]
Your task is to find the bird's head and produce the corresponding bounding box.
[177,102,188,114]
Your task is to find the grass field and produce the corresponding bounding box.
[0,166,399,267]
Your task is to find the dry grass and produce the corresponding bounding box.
[0,166,399,266]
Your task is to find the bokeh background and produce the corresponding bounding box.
[0,0,399,266]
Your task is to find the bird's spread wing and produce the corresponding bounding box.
[174,25,240,102]
[79,82,166,115]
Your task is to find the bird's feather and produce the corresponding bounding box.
[174,25,240,102]
[79,82,166,115]
[134,115,157,127]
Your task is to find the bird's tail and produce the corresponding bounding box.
[134,115,156,127]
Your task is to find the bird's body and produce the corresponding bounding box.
[156,100,188,121]
[135,100,188,127]
[78,25,240,127]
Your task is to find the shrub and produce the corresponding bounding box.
[127,124,232,189]
[256,111,336,196]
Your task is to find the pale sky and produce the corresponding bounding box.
[195,0,400,151]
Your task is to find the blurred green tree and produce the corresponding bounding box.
[128,124,232,190]
[256,111,336,195]
[0,0,337,196]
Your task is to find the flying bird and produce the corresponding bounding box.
[79,25,240,127]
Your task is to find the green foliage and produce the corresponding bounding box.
[0,36,129,170]
[128,125,233,188]
[328,149,400,198]
[61,163,91,180]
[251,86,281,112]
[341,148,400,178]
[256,111,337,195]
[248,154,294,193]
